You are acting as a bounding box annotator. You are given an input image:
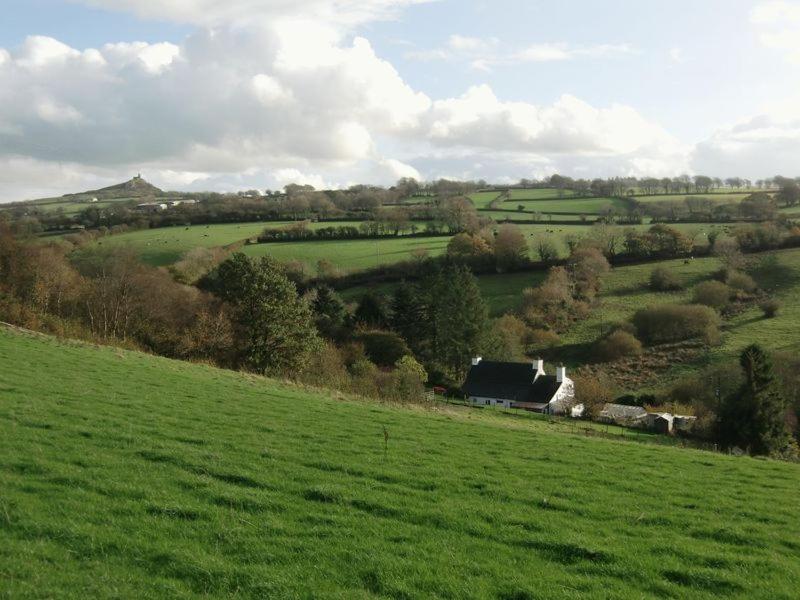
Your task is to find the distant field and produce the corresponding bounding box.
[467,191,502,208]
[87,220,729,271]
[632,193,754,205]
[2,326,799,598]
[491,197,627,215]
[507,188,581,200]
[451,246,800,386]
[242,235,452,272]
[86,221,365,266]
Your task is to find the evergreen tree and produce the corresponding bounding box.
[354,293,389,328]
[312,284,346,339]
[424,263,488,379]
[718,344,791,455]
[209,253,321,376]
[390,283,429,355]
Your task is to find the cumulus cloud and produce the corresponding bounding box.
[0,0,694,201]
[692,115,800,177]
[425,85,681,157]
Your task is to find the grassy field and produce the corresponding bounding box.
[631,193,754,205]
[507,189,581,200]
[72,213,736,278]
[242,235,452,273]
[467,191,502,208]
[1,326,799,598]
[86,221,366,267]
[488,197,626,215]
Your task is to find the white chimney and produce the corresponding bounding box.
[533,358,545,380]
[556,366,566,382]
[472,356,482,366]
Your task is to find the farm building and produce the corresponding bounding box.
[462,358,576,414]
[598,404,648,427]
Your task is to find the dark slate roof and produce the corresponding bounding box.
[462,361,561,403]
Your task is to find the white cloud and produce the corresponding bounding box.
[102,41,181,73]
[751,1,800,63]
[0,2,706,201]
[379,157,421,180]
[447,34,491,52]
[426,84,681,157]
[692,114,800,177]
[406,36,634,70]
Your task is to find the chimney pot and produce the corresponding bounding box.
[472,356,482,366]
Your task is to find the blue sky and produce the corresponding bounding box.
[1,0,799,200]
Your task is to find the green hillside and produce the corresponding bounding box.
[1,326,799,598]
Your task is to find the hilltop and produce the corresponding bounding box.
[66,174,163,199]
[1,325,798,598]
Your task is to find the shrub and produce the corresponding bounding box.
[357,330,411,367]
[760,299,780,318]
[527,329,561,351]
[692,281,731,310]
[593,330,643,362]
[526,328,560,352]
[633,304,720,344]
[726,271,757,293]
[649,266,683,291]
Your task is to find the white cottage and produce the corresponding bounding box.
[462,358,576,415]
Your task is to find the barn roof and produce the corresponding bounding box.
[600,404,647,420]
[462,361,561,403]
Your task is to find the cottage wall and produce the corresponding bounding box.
[469,396,512,409]
[547,377,575,415]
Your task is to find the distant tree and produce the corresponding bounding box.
[693,175,713,193]
[535,237,559,263]
[424,263,489,378]
[482,314,530,362]
[777,180,800,207]
[206,253,321,375]
[354,293,390,328]
[390,284,429,354]
[357,330,411,367]
[717,345,792,455]
[312,285,347,338]
[493,224,529,270]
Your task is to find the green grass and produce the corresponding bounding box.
[86,221,366,267]
[467,191,503,209]
[242,235,452,273]
[497,197,626,215]
[507,189,581,200]
[1,326,799,598]
[632,193,754,205]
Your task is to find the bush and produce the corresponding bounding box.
[633,304,720,345]
[357,330,410,367]
[593,330,643,362]
[526,328,560,352]
[760,299,780,318]
[649,266,683,291]
[692,281,731,310]
[726,271,757,293]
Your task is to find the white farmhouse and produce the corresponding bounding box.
[462,358,576,415]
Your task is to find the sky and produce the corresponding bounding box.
[1,0,800,201]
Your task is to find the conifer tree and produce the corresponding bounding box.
[718,344,791,455]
